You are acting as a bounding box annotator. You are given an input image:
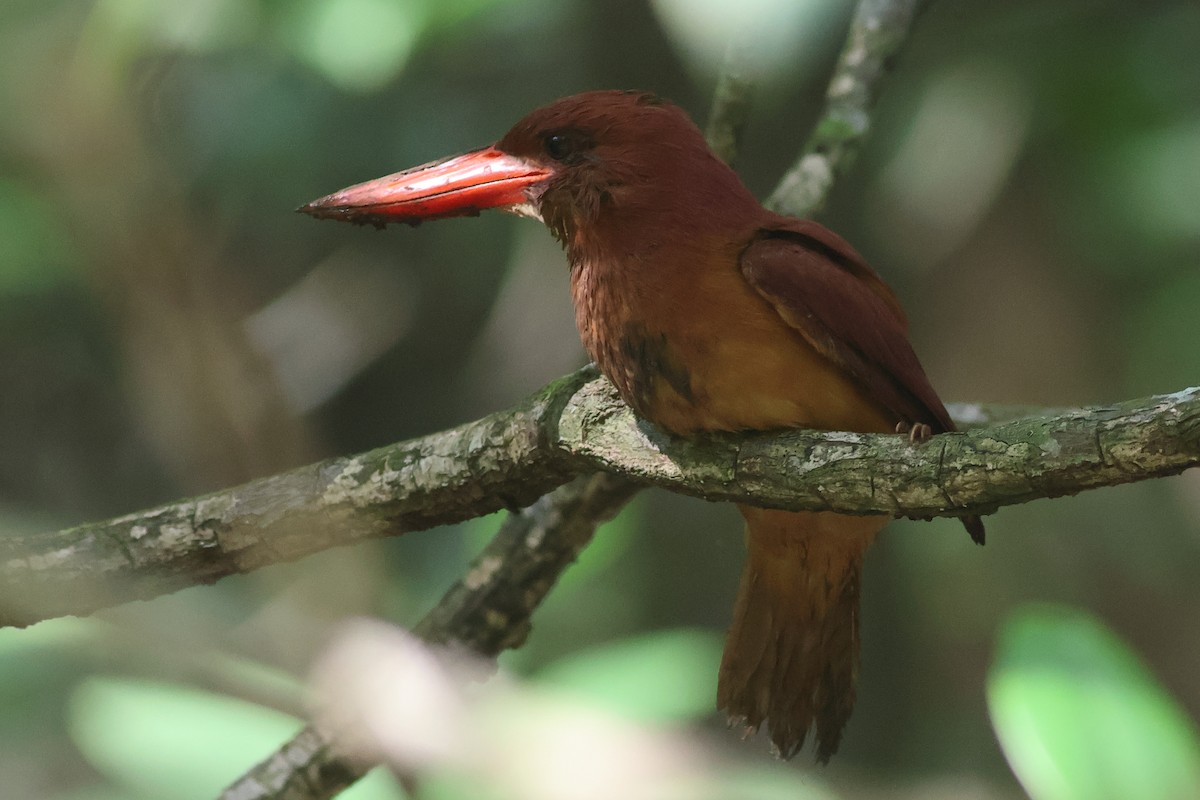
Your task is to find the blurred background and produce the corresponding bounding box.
[1,0,1199,798]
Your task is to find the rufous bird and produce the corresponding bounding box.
[302,90,984,762]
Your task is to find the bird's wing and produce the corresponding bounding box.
[738,219,954,433]
[740,220,986,545]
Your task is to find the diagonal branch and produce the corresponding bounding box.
[413,472,640,652]
[217,472,639,800]
[705,40,757,167]
[768,0,928,217]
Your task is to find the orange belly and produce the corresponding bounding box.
[644,318,895,435]
[572,246,895,437]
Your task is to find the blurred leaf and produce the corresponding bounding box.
[423,0,513,32]
[69,677,300,799]
[87,0,260,67]
[988,605,1200,800]
[1124,269,1200,395]
[651,0,842,81]
[68,676,403,800]
[282,0,424,92]
[0,180,77,295]
[552,492,644,595]
[0,618,98,727]
[498,494,648,675]
[704,765,838,800]
[0,617,96,658]
[536,628,722,722]
[344,769,410,800]
[421,772,497,800]
[870,60,1031,272]
[1107,121,1200,242]
[49,786,149,800]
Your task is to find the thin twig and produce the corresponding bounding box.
[768,0,926,217]
[705,40,757,166]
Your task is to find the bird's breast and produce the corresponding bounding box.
[570,250,894,437]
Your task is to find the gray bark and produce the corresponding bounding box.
[4,371,1196,629]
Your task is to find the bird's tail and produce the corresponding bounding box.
[718,507,886,762]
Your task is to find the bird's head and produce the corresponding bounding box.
[301,90,757,251]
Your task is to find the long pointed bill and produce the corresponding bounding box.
[299,146,553,228]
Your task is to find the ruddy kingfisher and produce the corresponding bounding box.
[302,90,983,762]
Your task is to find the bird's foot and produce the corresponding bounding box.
[895,420,933,444]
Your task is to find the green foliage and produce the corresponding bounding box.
[988,605,1200,800]
[535,627,722,722]
[0,180,77,296]
[67,676,404,800]
[702,767,837,800]
[281,0,423,92]
[0,619,95,721]
[1125,269,1200,394]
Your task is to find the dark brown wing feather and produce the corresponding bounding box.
[739,220,953,431]
[739,220,985,544]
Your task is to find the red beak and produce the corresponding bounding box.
[300,146,553,227]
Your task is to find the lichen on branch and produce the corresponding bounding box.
[4,370,1196,629]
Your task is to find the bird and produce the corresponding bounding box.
[301,89,984,763]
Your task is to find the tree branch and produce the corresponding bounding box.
[705,41,757,166]
[558,380,1200,517]
[5,373,1197,629]
[217,473,639,800]
[0,369,597,628]
[768,0,927,217]
[413,472,639,652]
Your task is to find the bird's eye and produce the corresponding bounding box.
[544,133,574,161]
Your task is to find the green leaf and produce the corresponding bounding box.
[0,180,77,295]
[988,605,1200,800]
[1124,269,1200,395]
[68,676,403,800]
[88,0,260,59]
[0,618,97,722]
[1109,121,1200,242]
[553,491,644,594]
[535,628,723,722]
[48,786,147,800]
[282,0,423,92]
[703,765,838,800]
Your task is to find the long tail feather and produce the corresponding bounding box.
[718,507,885,762]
